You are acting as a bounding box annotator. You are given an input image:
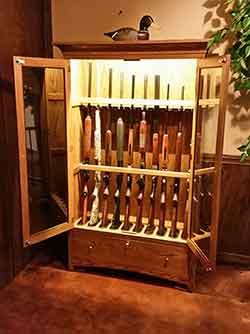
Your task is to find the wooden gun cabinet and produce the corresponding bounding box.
[13,40,230,288]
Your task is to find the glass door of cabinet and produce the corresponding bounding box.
[187,55,230,269]
[14,57,73,247]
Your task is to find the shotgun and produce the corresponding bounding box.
[110,117,124,229]
[100,68,113,228]
[133,74,148,233]
[123,75,135,230]
[169,128,183,238]
[145,133,159,234]
[134,110,147,233]
[157,134,169,236]
[79,109,92,225]
[100,129,112,227]
[122,129,133,230]
[88,108,102,226]
[80,62,93,225]
[145,75,160,234]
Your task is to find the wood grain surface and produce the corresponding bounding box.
[70,228,190,286]
[0,0,52,287]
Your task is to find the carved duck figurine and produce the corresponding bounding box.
[104,15,154,41]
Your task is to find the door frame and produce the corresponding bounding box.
[13,56,73,247]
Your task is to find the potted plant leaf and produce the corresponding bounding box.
[207,0,250,161]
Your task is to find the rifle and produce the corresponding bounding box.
[133,74,148,233]
[100,68,113,228]
[80,62,93,225]
[169,128,183,238]
[79,110,92,225]
[157,134,169,236]
[100,129,112,227]
[88,108,102,226]
[122,130,133,230]
[110,117,124,229]
[122,75,135,231]
[145,133,159,234]
[145,75,160,234]
[134,110,147,233]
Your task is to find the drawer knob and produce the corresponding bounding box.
[164,257,169,267]
[125,241,130,247]
[89,241,96,249]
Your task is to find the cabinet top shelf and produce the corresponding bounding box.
[72,97,220,109]
[54,39,209,59]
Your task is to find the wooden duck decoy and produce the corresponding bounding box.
[104,15,154,41]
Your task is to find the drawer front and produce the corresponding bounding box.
[125,240,189,283]
[70,229,190,284]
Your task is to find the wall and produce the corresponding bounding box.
[51,0,249,156]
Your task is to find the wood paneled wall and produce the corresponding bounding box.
[0,0,52,287]
[218,157,250,264]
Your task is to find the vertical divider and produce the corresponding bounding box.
[187,60,199,240]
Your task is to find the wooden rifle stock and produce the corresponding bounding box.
[157,134,169,236]
[134,111,147,232]
[110,117,124,229]
[145,133,159,234]
[169,131,183,238]
[100,129,112,227]
[80,113,92,225]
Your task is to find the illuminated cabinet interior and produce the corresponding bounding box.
[14,41,230,288]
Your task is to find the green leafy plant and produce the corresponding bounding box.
[238,135,250,161]
[207,0,250,161]
[208,0,250,90]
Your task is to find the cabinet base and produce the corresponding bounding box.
[69,228,197,289]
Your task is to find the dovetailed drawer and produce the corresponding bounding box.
[70,228,190,285]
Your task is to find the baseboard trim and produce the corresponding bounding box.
[218,252,250,265]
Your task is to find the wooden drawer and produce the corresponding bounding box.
[125,239,189,283]
[70,228,190,285]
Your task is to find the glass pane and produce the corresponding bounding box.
[22,67,68,234]
[191,173,214,236]
[195,67,222,169]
